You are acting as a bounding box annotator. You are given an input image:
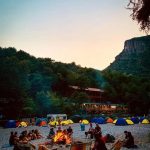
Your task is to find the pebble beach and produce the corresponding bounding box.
[0,123,150,150]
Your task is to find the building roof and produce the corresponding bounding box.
[70,86,104,92]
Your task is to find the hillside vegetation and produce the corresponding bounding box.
[0,47,150,118]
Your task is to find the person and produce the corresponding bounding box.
[34,129,43,139]
[13,132,19,144]
[92,134,107,150]
[67,126,73,136]
[123,131,136,148]
[48,128,55,139]
[56,126,62,133]
[85,123,94,139]
[9,131,14,146]
[94,124,102,136]
[80,122,85,131]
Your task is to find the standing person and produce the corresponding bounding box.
[95,124,102,136]
[85,123,94,139]
[80,122,85,131]
[9,131,14,146]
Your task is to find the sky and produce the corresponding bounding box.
[0,0,144,70]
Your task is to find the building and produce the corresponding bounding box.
[69,86,104,103]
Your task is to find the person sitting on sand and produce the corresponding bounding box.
[56,126,62,133]
[31,130,37,140]
[13,132,19,144]
[123,131,136,148]
[67,126,73,136]
[48,128,55,139]
[27,131,33,141]
[34,129,43,139]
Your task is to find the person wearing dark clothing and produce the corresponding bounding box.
[9,132,14,145]
[48,128,55,139]
[123,132,136,148]
[94,124,102,136]
[67,126,73,135]
[92,134,107,150]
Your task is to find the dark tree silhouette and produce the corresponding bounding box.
[127,0,150,33]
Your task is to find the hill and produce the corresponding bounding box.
[106,35,150,78]
[0,47,105,118]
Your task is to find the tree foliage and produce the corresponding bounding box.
[127,0,150,33]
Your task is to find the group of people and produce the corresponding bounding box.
[9,129,42,149]
[9,122,137,150]
[84,123,136,150]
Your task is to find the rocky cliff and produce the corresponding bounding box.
[106,35,150,77]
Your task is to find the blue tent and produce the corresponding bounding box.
[131,117,139,124]
[91,117,97,123]
[95,117,106,124]
[5,120,16,128]
[115,118,128,126]
[139,117,145,122]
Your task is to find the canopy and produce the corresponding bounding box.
[81,119,89,124]
[141,119,149,124]
[106,118,114,123]
[18,121,28,127]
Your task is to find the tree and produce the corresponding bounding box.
[127,0,150,33]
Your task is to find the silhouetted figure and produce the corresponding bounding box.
[92,134,107,150]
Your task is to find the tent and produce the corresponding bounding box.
[36,118,47,126]
[141,119,149,124]
[126,119,134,125]
[61,120,69,125]
[106,118,114,123]
[48,120,58,126]
[139,117,145,122]
[131,117,139,124]
[113,119,117,124]
[6,120,16,128]
[91,118,97,123]
[95,117,106,124]
[115,118,128,126]
[18,121,28,127]
[67,119,74,124]
[38,120,47,126]
[81,119,89,125]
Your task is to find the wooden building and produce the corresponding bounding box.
[69,86,104,103]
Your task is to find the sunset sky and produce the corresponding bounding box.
[0,0,144,70]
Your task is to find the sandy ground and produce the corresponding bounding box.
[0,123,150,150]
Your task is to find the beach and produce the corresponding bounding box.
[0,123,150,150]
